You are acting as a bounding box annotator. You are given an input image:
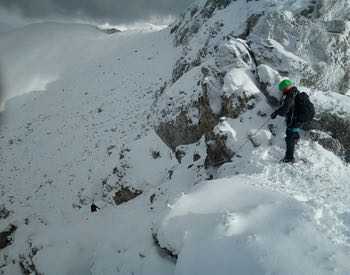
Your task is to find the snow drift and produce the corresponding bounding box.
[157,177,350,275]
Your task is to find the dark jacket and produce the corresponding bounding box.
[275,87,302,128]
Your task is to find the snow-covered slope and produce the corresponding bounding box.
[0,21,180,274]
[1,0,350,274]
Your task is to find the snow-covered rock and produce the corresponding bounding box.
[257,64,283,105]
[205,118,237,167]
[248,129,272,147]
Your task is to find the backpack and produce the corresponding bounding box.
[294,92,315,122]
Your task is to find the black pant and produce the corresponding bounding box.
[285,128,300,160]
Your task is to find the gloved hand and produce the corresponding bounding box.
[270,111,278,119]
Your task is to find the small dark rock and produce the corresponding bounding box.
[150,194,156,204]
[193,153,201,162]
[107,145,116,156]
[100,28,121,34]
[113,186,143,205]
[168,170,174,179]
[113,167,119,174]
[257,110,267,117]
[0,224,17,250]
[0,205,10,219]
[268,124,277,136]
[90,203,100,212]
[175,149,186,163]
[151,151,161,159]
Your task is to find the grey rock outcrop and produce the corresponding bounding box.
[308,113,350,160]
[325,20,347,34]
[309,130,344,156]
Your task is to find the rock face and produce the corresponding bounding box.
[325,20,347,34]
[309,130,344,156]
[308,113,350,160]
[156,37,259,152]
[248,5,350,93]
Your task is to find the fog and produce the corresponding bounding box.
[0,0,196,24]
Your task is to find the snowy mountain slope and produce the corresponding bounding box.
[0,22,181,274]
[1,0,350,274]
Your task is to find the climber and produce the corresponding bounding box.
[270,79,315,163]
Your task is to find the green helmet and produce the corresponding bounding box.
[278,79,293,91]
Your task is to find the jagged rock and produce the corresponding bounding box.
[157,110,203,151]
[151,150,161,159]
[157,67,258,151]
[205,118,236,167]
[249,8,350,93]
[308,113,350,160]
[205,0,233,9]
[175,148,186,163]
[98,28,122,34]
[340,71,350,95]
[171,0,230,47]
[19,245,41,275]
[0,224,17,250]
[221,68,260,116]
[193,153,201,162]
[172,58,191,83]
[113,186,142,205]
[309,130,344,156]
[215,39,255,71]
[159,0,350,165]
[324,20,346,34]
[156,67,222,150]
[239,13,262,39]
[0,205,10,219]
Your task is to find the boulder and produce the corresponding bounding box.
[205,118,236,167]
[248,129,273,147]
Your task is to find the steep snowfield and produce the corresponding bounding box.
[1,0,350,274]
[0,22,180,274]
